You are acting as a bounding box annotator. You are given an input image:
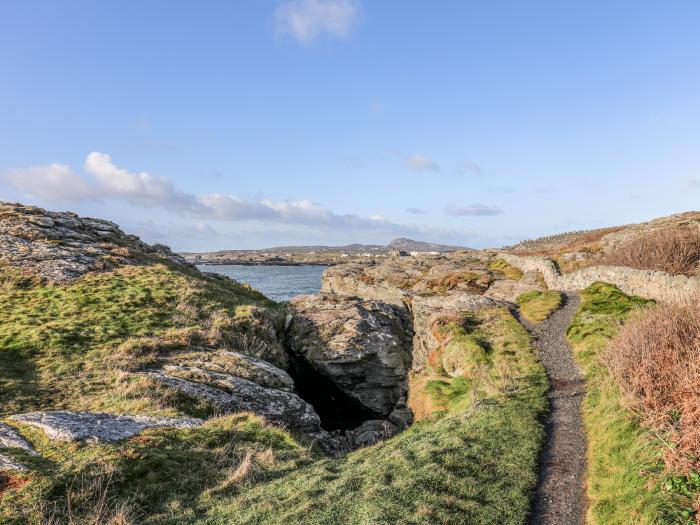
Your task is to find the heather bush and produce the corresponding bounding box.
[606,299,700,474]
[602,228,700,276]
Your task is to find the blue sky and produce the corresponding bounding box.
[1,1,699,250]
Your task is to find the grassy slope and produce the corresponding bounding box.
[516,290,562,323]
[0,263,273,418]
[1,262,547,524]
[204,307,547,525]
[566,282,695,524]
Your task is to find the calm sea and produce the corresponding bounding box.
[198,264,328,302]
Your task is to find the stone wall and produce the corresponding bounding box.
[499,253,700,303]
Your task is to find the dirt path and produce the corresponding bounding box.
[521,293,587,525]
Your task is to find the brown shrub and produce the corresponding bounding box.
[512,226,625,257]
[601,228,700,276]
[606,300,700,473]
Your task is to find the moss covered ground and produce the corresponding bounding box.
[516,290,562,323]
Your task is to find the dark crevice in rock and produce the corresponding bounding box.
[285,351,382,431]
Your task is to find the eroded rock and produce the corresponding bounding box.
[166,349,294,392]
[10,411,201,443]
[0,422,38,472]
[287,294,413,417]
[139,368,321,432]
[0,202,189,282]
[0,422,37,455]
[0,454,28,472]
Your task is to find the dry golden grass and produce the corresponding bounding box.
[600,228,700,276]
[606,299,700,475]
[512,226,625,257]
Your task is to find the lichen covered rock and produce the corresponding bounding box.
[0,202,189,282]
[287,294,413,417]
[10,411,201,443]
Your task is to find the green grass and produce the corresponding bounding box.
[0,263,272,417]
[488,259,524,280]
[0,414,306,525]
[1,263,548,524]
[206,307,547,525]
[516,290,562,322]
[566,282,695,524]
[204,402,546,525]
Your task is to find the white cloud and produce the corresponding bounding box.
[5,163,94,201]
[445,204,503,217]
[84,152,201,211]
[4,152,477,244]
[405,207,427,215]
[405,154,439,173]
[274,0,360,43]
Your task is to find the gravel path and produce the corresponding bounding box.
[520,293,587,525]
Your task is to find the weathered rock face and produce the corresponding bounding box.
[483,270,543,302]
[321,254,494,307]
[9,411,201,443]
[287,294,413,418]
[166,349,295,392]
[0,202,188,282]
[138,366,322,432]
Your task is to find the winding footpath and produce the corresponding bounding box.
[521,293,587,525]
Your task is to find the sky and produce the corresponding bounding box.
[1,1,699,251]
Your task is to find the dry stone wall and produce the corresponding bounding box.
[499,253,700,303]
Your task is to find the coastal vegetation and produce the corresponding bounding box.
[516,290,562,323]
[566,282,699,524]
[488,259,524,280]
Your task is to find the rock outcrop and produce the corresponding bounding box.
[166,349,295,392]
[321,254,493,307]
[0,202,188,282]
[9,411,201,443]
[287,294,413,418]
[0,422,38,472]
[139,367,322,432]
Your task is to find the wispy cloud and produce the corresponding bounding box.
[455,161,486,177]
[5,152,476,243]
[685,178,700,189]
[627,193,644,200]
[274,0,361,43]
[535,185,554,194]
[487,186,516,194]
[405,207,427,215]
[445,204,503,217]
[405,154,439,173]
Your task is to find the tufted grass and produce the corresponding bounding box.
[205,401,546,525]
[567,282,696,524]
[0,263,273,418]
[516,290,562,322]
[1,261,548,524]
[0,414,306,525]
[488,259,524,280]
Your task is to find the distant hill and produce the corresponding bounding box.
[182,238,470,266]
[387,238,466,253]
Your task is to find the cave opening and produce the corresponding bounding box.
[285,352,382,431]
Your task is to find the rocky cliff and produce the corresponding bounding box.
[0,201,188,282]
